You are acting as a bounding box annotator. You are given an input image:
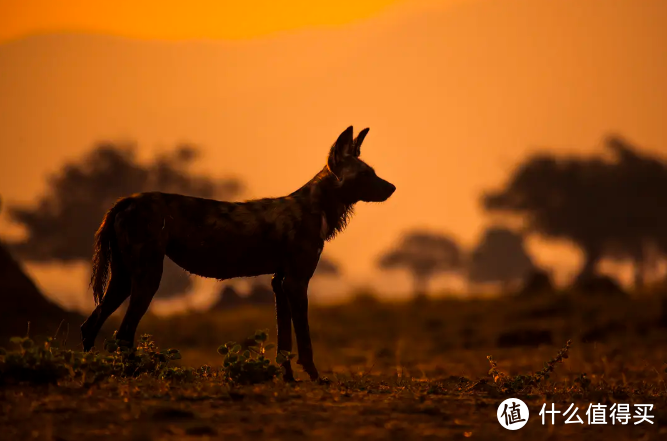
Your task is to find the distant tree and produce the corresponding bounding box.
[571,274,627,297]
[211,285,245,310]
[483,153,611,285]
[483,134,667,289]
[314,255,341,277]
[468,226,534,289]
[6,143,242,299]
[378,230,462,297]
[604,241,662,291]
[601,135,667,289]
[247,278,275,305]
[517,268,556,297]
[210,255,342,309]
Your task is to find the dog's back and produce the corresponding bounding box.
[107,191,321,280]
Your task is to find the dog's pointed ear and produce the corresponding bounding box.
[328,126,355,176]
[353,128,369,157]
[334,126,355,158]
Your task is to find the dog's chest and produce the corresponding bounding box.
[320,212,329,241]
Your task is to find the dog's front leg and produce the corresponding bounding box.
[283,275,319,381]
[271,272,295,382]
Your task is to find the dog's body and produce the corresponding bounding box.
[81,126,395,381]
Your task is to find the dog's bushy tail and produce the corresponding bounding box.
[90,197,131,305]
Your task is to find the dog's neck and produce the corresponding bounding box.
[293,166,355,241]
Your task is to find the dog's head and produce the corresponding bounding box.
[327,126,396,203]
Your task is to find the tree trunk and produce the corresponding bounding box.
[412,273,429,299]
[659,294,667,328]
[633,260,645,292]
[573,246,602,285]
[501,278,515,294]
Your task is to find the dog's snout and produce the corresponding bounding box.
[386,182,396,196]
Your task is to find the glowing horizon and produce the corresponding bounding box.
[0,0,407,43]
[1,0,664,307]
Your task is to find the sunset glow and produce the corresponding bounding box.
[0,0,405,42]
[1,0,666,307]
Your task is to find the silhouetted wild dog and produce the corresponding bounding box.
[81,126,396,381]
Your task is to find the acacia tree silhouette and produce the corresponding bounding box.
[483,135,667,289]
[468,226,535,290]
[602,136,667,288]
[6,143,242,299]
[378,230,462,298]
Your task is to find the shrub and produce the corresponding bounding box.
[1,329,288,387]
[486,340,572,394]
[217,329,288,385]
[0,332,188,386]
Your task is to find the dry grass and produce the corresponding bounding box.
[2,291,667,440]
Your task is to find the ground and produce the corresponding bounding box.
[2,292,667,440]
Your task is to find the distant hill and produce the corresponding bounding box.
[0,240,83,345]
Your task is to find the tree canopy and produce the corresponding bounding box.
[378,230,462,297]
[483,135,667,288]
[7,143,242,299]
[314,256,341,277]
[468,226,534,286]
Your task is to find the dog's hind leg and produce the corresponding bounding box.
[81,266,131,351]
[115,253,164,349]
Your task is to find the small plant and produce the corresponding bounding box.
[104,332,186,379]
[0,336,72,385]
[0,332,189,386]
[217,329,287,385]
[574,373,591,390]
[486,340,572,395]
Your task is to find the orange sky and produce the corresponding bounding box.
[0,0,412,41]
[1,0,666,313]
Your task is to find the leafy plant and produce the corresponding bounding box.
[217,329,287,385]
[104,332,188,379]
[486,340,572,394]
[0,332,189,386]
[574,373,591,390]
[0,336,72,385]
[2,328,289,387]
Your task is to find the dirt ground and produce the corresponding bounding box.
[2,293,667,440]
